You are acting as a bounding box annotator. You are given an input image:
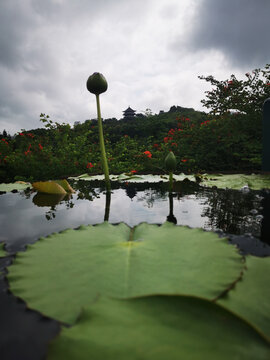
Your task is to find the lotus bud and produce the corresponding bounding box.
[165,151,176,172]
[86,72,108,95]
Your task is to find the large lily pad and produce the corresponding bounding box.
[8,222,243,324]
[47,296,270,360]
[200,174,270,190]
[218,256,270,340]
[0,182,31,192]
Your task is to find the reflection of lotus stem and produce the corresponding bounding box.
[169,171,173,192]
[96,94,111,192]
[104,191,111,221]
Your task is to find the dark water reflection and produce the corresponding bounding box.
[0,179,269,255]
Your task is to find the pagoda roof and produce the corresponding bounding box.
[123,106,136,112]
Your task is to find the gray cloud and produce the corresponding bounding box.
[181,0,270,68]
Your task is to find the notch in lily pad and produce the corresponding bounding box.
[87,72,111,192]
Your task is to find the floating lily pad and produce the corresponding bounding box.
[69,173,196,183]
[0,182,31,192]
[218,256,270,340]
[47,296,270,360]
[200,174,270,190]
[8,222,243,324]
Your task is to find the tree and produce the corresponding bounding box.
[198,64,270,115]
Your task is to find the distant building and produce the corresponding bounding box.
[123,106,136,120]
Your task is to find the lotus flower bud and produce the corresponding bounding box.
[86,72,108,95]
[165,151,176,172]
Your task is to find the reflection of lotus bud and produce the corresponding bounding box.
[165,151,176,171]
[86,72,108,95]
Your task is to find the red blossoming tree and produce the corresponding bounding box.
[198,63,270,116]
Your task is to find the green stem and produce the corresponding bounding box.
[96,94,111,192]
[169,171,173,193]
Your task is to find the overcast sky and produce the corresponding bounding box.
[0,0,269,134]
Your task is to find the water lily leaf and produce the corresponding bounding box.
[32,181,67,195]
[8,222,243,324]
[0,182,31,192]
[200,174,270,190]
[69,173,196,183]
[218,256,270,340]
[47,296,270,360]
[0,243,6,257]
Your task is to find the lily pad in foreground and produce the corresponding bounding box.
[218,256,270,340]
[8,222,243,324]
[47,296,270,360]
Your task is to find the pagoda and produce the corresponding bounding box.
[123,106,136,120]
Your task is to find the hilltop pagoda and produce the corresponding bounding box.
[123,106,136,120]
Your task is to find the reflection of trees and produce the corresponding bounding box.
[200,187,263,237]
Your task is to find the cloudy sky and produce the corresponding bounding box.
[0,0,269,134]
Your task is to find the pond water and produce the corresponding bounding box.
[0,179,270,359]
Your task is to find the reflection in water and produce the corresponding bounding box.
[104,192,111,221]
[0,180,269,255]
[167,192,177,224]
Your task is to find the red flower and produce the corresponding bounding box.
[38,143,43,150]
[86,162,94,168]
[19,133,24,136]
[153,143,159,147]
[143,151,152,158]
[181,159,187,163]
[130,170,137,174]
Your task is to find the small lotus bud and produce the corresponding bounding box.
[86,72,108,95]
[165,151,176,172]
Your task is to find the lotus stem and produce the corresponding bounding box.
[169,171,173,193]
[96,94,111,192]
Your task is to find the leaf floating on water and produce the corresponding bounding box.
[0,182,31,192]
[8,222,244,324]
[200,174,270,190]
[47,296,270,360]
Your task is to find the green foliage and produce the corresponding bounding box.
[0,65,266,181]
[8,222,244,324]
[199,63,270,115]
